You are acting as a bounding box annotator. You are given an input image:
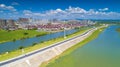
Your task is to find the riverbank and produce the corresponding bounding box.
[0,30,48,44]
[0,28,89,61]
[0,26,100,67]
[40,27,106,67]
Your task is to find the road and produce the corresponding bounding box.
[0,27,99,67]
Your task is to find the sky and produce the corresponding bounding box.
[0,0,120,20]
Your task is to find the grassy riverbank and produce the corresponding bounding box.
[40,27,106,67]
[0,30,47,43]
[0,28,90,61]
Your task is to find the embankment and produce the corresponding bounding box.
[0,26,106,67]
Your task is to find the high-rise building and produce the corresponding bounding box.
[18,18,29,24]
[7,19,15,27]
[0,19,7,29]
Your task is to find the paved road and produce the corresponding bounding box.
[0,28,95,66]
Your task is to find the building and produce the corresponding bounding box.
[7,19,16,26]
[18,18,29,24]
[0,19,7,29]
[7,19,18,30]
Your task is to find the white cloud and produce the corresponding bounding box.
[0,4,5,8]
[23,10,44,17]
[45,8,66,16]
[11,7,120,19]
[0,6,114,19]
[40,7,119,19]
[7,6,16,11]
[66,6,86,14]
[99,8,109,11]
[11,2,19,6]
[23,10,32,14]
[0,4,17,11]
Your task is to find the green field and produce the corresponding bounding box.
[40,27,106,67]
[0,28,90,61]
[0,30,47,43]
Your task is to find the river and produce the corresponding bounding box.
[0,29,77,54]
[46,25,120,67]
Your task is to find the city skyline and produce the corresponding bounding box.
[0,0,120,19]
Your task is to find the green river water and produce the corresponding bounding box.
[46,25,120,67]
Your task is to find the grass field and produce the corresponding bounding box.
[0,30,47,43]
[0,28,90,61]
[40,27,106,67]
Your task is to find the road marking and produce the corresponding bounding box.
[25,60,31,66]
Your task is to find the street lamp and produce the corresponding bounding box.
[22,48,24,54]
[6,52,8,54]
[64,20,67,39]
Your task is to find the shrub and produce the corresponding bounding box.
[32,43,38,46]
[36,34,44,37]
[18,46,24,49]
[23,32,28,35]
[12,39,16,42]
[41,41,44,43]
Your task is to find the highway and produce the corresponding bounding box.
[0,28,96,66]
